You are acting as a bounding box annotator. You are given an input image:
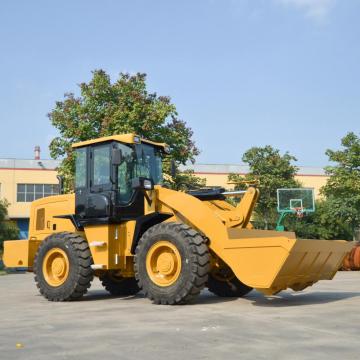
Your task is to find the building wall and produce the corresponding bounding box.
[0,168,328,217]
[17,218,30,239]
[0,159,328,240]
[0,168,59,218]
[294,175,328,198]
[193,172,328,198]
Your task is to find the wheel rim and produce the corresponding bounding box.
[146,241,182,287]
[42,248,70,287]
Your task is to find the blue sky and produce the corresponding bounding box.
[0,0,359,166]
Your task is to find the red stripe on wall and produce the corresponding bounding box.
[193,172,328,177]
[0,168,57,171]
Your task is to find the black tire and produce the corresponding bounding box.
[100,272,140,296]
[134,222,210,305]
[207,267,252,297]
[34,232,93,301]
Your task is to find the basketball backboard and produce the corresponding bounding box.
[277,188,315,214]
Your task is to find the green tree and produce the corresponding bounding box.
[171,169,206,191]
[0,200,19,252]
[284,200,352,240]
[49,70,204,192]
[229,145,300,229]
[320,132,360,240]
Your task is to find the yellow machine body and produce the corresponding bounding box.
[4,194,76,268]
[4,184,352,295]
[3,133,353,296]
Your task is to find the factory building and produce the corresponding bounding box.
[183,164,328,198]
[0,147,327,239]
[0,147,60,238]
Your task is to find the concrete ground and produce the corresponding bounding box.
[0,272,359,360]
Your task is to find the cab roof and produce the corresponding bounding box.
[72,133,167,150]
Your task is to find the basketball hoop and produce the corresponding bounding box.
[293,207,304,219]
[276,188,315,231]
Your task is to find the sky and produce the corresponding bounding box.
[0,0,359,166]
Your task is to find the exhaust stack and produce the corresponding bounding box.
[34,146,40,160]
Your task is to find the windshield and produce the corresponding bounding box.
[134,144,163,185]
[116,142,163,204]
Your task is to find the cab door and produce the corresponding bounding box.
[74,146,88,218]
[86,143,113,218]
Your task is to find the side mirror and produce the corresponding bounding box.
[132,177,154,191]
[171,159,177,178]
[112,148,123,166]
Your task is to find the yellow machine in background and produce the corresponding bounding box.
[3,134,352,304]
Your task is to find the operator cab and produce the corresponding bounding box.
[72,134,168,224]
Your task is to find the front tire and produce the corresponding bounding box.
[134,222,210,305]
[34,232,93,301]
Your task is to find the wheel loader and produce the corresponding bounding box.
[3,134,353,304]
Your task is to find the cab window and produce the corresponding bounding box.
[134,144,163,184]
[93,145,110,186]
[116,144,134,204]
[75,148,87,188]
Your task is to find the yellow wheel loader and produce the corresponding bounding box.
[3,134,353,304]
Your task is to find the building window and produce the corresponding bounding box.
[17,184,59,202]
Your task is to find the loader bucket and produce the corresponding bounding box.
[157,187,353,296]
[220,228,353,295]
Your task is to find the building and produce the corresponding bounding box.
[182,164,328,197]
[0,148,328,239]
[0,148,61,238]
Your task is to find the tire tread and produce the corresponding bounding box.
[134,222,210,305]
[34,232,93,301]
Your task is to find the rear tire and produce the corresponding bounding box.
[207,267,252,297]
[100,272,140,296]
[34,232,93,301]
[134,222,210,305]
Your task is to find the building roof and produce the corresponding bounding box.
[0,158,61,170]
[72,133,168,150]
[181,163,326,176]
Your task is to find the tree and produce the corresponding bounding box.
[229,145,300,229]
[169,169,206,191]
[320,132,360,240]
[0,199,19,253]
[284,200,352,240]
[49,70,204,192]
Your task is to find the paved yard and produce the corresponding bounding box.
[0,272,359,360]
